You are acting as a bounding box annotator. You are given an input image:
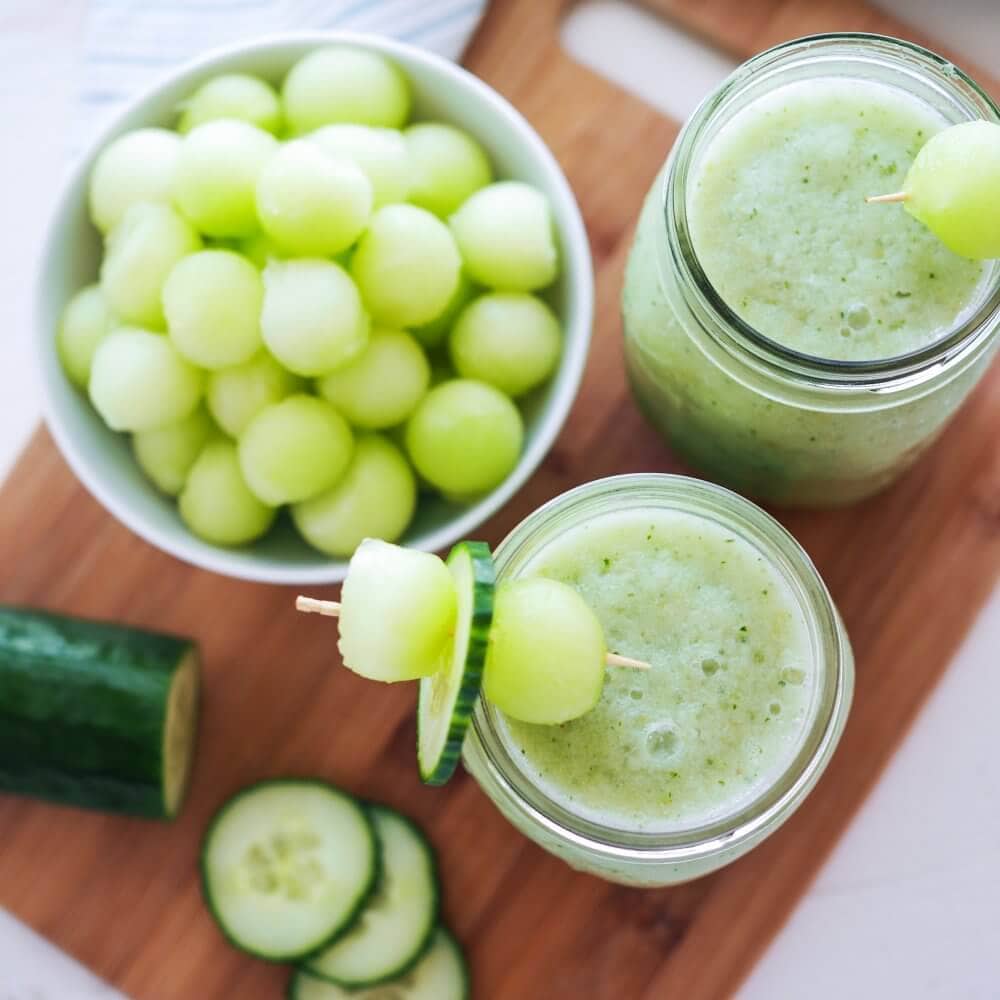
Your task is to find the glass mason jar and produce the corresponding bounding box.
[462,475,854,886]
[622,34,1000,507]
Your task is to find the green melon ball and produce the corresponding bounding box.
[309,124,411,207]
[133,405,217,496]
[411,269,477,350]
[235,231,287,269]
[89,328,205,432]
[484,578,607,725]
[903,120,1000,259]
[350,204,461,327]
[316,329,430,429]
[100,202,202,328]
[256,140,373,256]
[173,120,277,237]
[260,259,370,376]
[178,73,283,135]
[449,181,558,291]
[89,128,181,234]
[57,284,117,389]
[450,292,561,396]
[338,539,456,682]
[238,394,354,505]
[179,439,276,546]
[292,434,417,557]
[405,122,493,218]
[404,379,523,495]
[163,250,263,370]
[207,352,305,438]
[282,46,412,134]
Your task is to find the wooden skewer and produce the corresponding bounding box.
[865,191,910,204]
[296,596,652,670]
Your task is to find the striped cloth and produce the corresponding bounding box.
[78,0,488,143]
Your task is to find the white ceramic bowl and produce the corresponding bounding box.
[36,32,593,585]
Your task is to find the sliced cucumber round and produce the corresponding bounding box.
[304,805,439,988]
[418,541,495,785]
[201,779,378,962]
[290,927,469,1000]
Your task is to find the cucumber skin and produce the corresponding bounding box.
[200,779,381,964]
[0,606,197,819]
[288,927,471,1000]
[302,804,440,989]
[418,541,495,786]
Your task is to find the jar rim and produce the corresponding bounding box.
[467,474,852,866]
[664,32,1000,391]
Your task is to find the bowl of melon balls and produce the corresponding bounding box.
[37,33,593,583]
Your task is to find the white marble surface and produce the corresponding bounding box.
[1,1,998,996]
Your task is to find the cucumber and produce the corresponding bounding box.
[417,541,494,786]
[304,805,439,987]
[201,779,378,962]
[290,927,469,1000]
[0,606,200,819]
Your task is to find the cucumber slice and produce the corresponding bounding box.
[0,606,200,819]
[417,541,495,785]
[304,805,439,987]
[290,928,469,1000]
[201,779,378,962]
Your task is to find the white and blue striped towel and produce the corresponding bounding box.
[78,0,489,144]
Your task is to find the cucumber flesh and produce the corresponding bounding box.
[201,779,378,962]
[0,606,200,819]
[291,928,469,1000]
[417,541,494,786]
[304,805,439,987]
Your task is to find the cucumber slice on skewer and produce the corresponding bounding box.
[304,805,439,987]
[290,927,469,1000]
[417,541,495,785]
[201,779,378,962]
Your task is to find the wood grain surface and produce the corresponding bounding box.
[1,2,998,997]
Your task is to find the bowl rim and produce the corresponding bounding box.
[35,30,595,585]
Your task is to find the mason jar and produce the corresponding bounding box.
[622,34,1000,507]
[462,475,853,886]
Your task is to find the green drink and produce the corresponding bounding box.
[464,476,853,885]
[501,504,812,831]
[623,36,1000,506]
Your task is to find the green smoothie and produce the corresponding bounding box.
[688,79,984,361]
[623,54,1000,506]
[498,505,814,831]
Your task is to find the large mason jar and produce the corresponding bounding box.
[623,34,1000,507]
[462,475,853,886]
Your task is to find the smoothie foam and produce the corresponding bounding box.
[499,505,814,832]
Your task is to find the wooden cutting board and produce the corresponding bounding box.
[2,2,998,997]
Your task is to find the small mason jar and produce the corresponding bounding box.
[622,34,1000,507]
[462,475,853,886]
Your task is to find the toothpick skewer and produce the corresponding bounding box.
[296,595,342,617]
[296,595,652,670]
[865,191,910,204]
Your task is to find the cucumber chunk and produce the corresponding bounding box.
[304,805,439,987]
[0,606,200,819]
[417,541,495,785]
[201,779,378,962]
[290,928,469,1000]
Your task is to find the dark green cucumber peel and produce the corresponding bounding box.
[200,779,381,964]
[302,805,440,989]
[418,541,495,786]
[0,606,200,819]
[289,927,471,1000]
